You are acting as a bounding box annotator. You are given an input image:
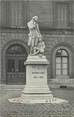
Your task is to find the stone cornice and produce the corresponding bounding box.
[1,27,74,35]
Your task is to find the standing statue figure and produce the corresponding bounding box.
[27,16,45,55]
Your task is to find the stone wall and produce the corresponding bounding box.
[0,30,74,84]
[0,31,28,83]
[0,0,74,29]
[42,32,74,80]
[0,0,74,86]
[29,0,74,29]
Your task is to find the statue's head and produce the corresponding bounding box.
[32,16,38,22]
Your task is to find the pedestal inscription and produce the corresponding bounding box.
[32,66,45,79]
[31,65,45,79]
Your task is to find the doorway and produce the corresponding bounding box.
[6,44,27,84]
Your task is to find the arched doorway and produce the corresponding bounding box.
[6,44,27,84]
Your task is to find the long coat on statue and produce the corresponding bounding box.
[27,19,42,48]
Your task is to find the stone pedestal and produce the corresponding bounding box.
[21,55,53,103]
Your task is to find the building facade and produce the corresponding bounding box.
[0,0,74,87]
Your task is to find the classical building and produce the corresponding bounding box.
[0,0,74,87]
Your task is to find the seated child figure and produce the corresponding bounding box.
[37,39,45,55]
[31,39,45,56]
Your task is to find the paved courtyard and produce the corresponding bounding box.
[0,85,74,117]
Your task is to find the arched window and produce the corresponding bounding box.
[56,49,69,76]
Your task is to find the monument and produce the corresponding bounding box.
[8,16,68,104]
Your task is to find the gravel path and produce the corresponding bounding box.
[0,87,74,117]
